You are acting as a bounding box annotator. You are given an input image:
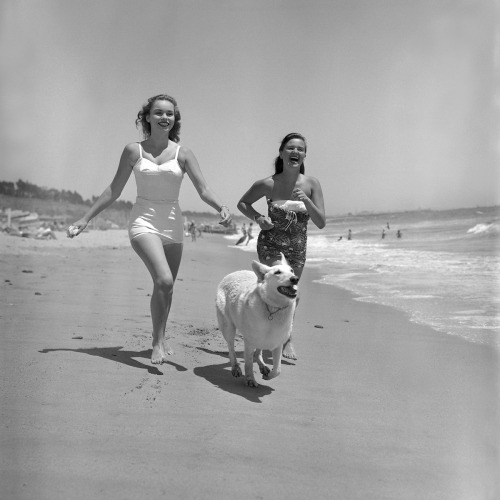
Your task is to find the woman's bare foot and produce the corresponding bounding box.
[151,342,165,364]
[282,338,297,360]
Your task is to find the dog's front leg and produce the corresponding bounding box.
[254,349,270,378]
[263,345,282,380]
[244,344,259,387]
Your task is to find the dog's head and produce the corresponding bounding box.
[251,253,299,301]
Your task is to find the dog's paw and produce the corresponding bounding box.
[245,377,259,388]
[231,365,242,378]
[259,364,270,377]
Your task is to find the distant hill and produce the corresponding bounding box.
[0,179,245,230]
[0,194,130,229]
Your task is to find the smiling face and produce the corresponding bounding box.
[280,138,307,169]
[146,99,176,135]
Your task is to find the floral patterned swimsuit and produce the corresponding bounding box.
[257,199,310,271]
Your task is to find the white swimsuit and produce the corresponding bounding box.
[128,143,185,244]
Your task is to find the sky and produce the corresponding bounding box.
[1,0,498,216]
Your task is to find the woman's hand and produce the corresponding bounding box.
[292,178,326,229]
[218,206,232,227]
[66,219,88,238]
[292,188,310,203]
[256,215,274,230]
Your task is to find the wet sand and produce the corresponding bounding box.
[0,230,498,499]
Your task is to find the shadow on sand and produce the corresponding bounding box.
[39,346,188,376]
[193,347,276,403]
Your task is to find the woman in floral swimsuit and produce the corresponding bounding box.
[237,132,326,359]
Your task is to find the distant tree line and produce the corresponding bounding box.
[0,179,133,211]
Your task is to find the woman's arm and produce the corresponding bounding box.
[237,179,274,230]
[179,146,231,226]
[293,176,326,229]
[68,143,136,237]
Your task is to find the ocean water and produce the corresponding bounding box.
[227,206,500,348]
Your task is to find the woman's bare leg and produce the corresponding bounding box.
[282,265,303,360]
[262,256,302,360]
[131,234,183,364]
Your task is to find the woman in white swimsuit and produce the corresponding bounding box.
[237,132,325,360]
[68,94,232,365]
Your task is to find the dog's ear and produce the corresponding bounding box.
[252,260,271,281]
[279,252,289,266]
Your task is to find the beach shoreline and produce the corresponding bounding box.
[1,230,498,499]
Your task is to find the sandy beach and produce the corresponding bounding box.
[0,229,498,499]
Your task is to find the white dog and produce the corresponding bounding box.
[216,253,299,387]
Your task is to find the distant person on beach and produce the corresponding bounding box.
[245,222,254,245]
[67,93,232,364]
[237,132,326,360]
[235,223,247,245]
[381,229,386,239]
[188,221,197,242]
[347,229,352,240]
[36,222,57,240]
[5,226,26,237]
[397,229,402,239]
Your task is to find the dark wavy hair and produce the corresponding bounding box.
[135,94,181,141]
[274,132,307,174]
